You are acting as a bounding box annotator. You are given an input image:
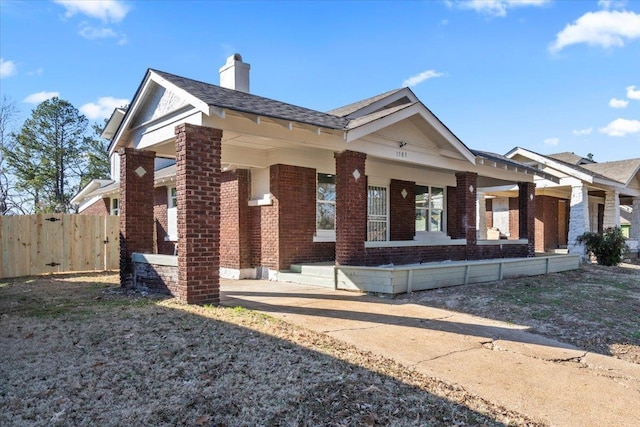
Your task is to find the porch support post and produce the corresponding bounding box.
[632,198,640,241]
[568,184,590,259]
[455,172,477,259]
[118,148,156,287]
[518,182,536,257]
[175,124,222,305]
[335,150,367,266]
[603,190,621,230]
[477,191,487,240]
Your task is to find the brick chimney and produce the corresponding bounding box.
[219,53,250,93]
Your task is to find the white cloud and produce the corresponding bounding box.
[599,118,640,136]
[0,58,17,78]
[80,96,129,120]
[543,137,560,146]
[28,67,44,76]
[549,10,640,53]
[609,97,629,108]
[598,0,628,10]
[572,128,593,136]
[54,0,130,23]
[79,23,118,40]
[402,70,445,87]
[627,85,640,100]
[23,91,60,104]
[448,0,550,17]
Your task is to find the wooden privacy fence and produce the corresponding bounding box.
[0,214,120,279]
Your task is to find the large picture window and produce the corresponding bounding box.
[368,185,388,241]
[316,173,335,232]
[415,185,444,233]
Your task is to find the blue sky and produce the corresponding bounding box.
[1,0,639,162]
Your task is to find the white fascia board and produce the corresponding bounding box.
[346,103,475,164]
[134,109,203,150]
[505,147,593,183]
[345,87,418,119]
[592,176,627,190]
[71,179,112,205]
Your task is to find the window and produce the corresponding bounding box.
[368,185,388,241]
[316,173,336,232]
[111,198,119,216]
[169,186,177,208]
[415,185,444,233]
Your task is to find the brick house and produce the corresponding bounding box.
[74,54,566,304]
[482,148,640,257]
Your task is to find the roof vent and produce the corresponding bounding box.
[219,53,250,93]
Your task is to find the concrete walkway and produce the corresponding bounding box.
[220,279,640,427]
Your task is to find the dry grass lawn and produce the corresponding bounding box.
[1,261,638,426]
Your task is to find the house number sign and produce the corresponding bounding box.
[395,150,407,158]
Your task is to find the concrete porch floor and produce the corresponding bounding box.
[220,279,640,427]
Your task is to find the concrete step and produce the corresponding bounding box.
[276,271,335,288]
[290,263,335,277]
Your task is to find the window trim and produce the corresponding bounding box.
[110,197,120,216]
[367,180,389,242]
[415,184,446,238]
[315,173,336,242]
[168,186,177,208]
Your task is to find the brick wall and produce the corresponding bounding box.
[175,124,221,305]
[535,195,559,252]
[154,186,175,255]
[221,169,252,270]
[509,197,519,238]
[390,179,415,241]
[447,185,457,238]
[335,151,367,265]
[119,148,155,286]
[486,199,493,229]
[133,261,178,295]
[81,198,110,215]
[518,182,536,257]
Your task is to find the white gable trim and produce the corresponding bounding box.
[344,87,418,119]
[505,147,595,183]
[345,103,475,164]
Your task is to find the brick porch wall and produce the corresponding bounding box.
[535,195,559,252]
[486,199,493,229]
[175,124,221,305]
[390,179,415,241]
[509,197,519,238]
[81,198,110,215]
[154,186,175,255]
[447,185,457,238]
[119,148,155,286]
[335,151,367,266]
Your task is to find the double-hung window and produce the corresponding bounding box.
[367,184,388,241]
[111,198,120,216]
[415,185,444,233]
[316,173,336,240]
[167,186,178,241]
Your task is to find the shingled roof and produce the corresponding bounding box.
[327,88,406,118]
[582,158,640,186]
[547,152,594,165]
[152,69,349,130]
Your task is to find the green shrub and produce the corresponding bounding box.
[577,227,628,266]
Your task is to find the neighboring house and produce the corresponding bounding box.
[481,148,640,256]
[74,54,567,304]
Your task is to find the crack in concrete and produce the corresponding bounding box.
[323,325,381,334]
[547,352,588,364]
[414,346,481,365]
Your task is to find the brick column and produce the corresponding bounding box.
[221,169,252,275]
[568,184,590,259]
[518,182,536,257]
[119,148,155,287]
[455,172,477,259]
[335,151,367,265]
[603,190,621,229]
[175,124,222,305]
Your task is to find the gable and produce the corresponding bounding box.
[132,82,190,128]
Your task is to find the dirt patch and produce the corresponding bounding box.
[1,273,540,426]
[401,262,640,364]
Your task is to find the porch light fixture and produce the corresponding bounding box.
[399,141,407,148]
